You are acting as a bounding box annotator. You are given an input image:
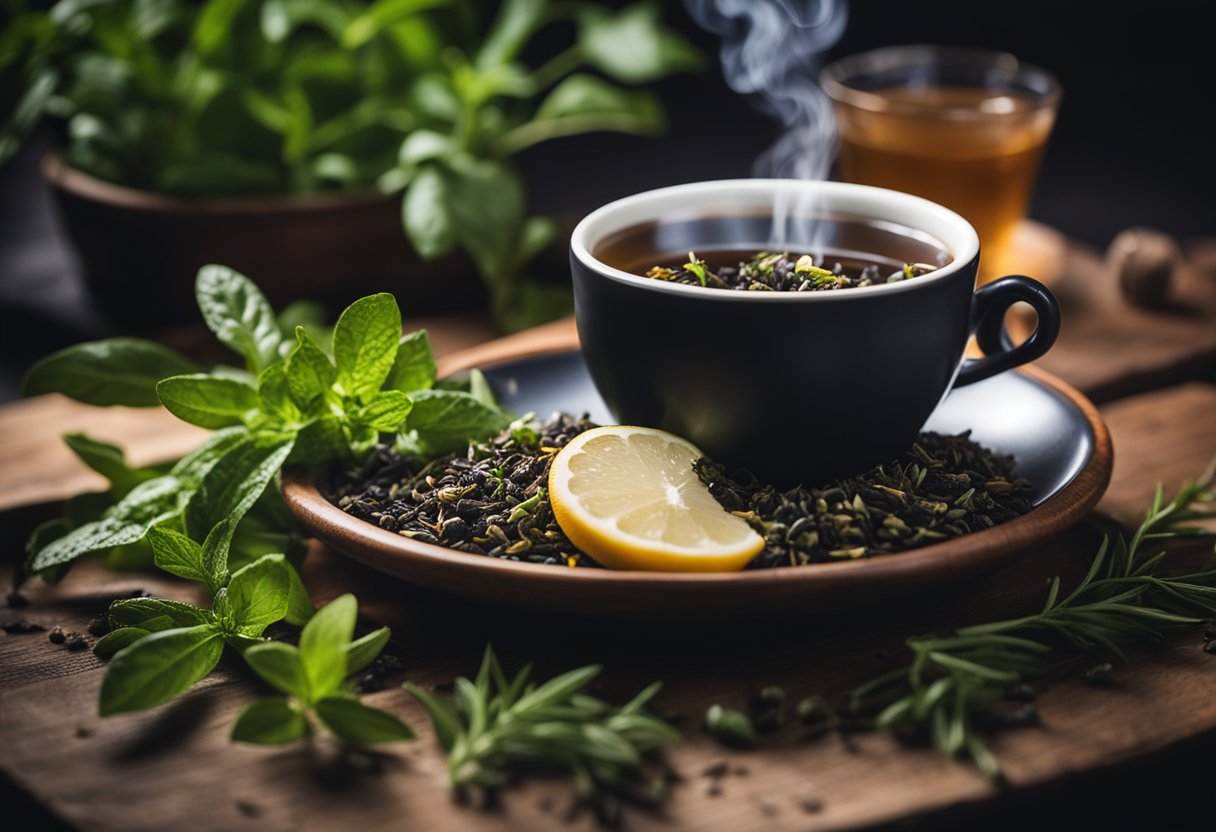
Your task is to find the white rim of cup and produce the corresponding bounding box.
[569,179,981,303]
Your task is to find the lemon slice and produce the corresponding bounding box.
[548,426,765,572]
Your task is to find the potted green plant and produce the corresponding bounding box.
[1,0,701,331]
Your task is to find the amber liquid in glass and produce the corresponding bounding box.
[834,87,1055,283]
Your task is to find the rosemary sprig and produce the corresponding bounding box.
[849,459,1216,782]
[404,646,681,823]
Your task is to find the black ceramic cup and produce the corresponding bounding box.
[569,179,1060,486]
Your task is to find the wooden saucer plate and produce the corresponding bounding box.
[283,330,1111,619]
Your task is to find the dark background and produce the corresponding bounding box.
[2,0,1214,400]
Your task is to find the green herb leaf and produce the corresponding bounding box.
[224,554,292,636]
[702,704,759,749]
[185,434,295,539]
[355,390,413,432]
[22,338,198,407]
[195,265,283,374]
[282,560,315,626]
[108,597,211,629]
[398,389,511,457]
[332,294,402,403]
[93,626,155,659]
[345,626,391,676]
[61,433,159,498]
[231,698,309,744]
[384,330,437,394]
[286,328,337,412]
[99,624,225,716]
[201,517,239,591]
[403,164,457,259]
[299,593,357,699]
[314,696,414,743]
[243,641,310,699]
[147,525,207,583]
[157,374,260,429]
[578,3,703,84]
[29,475,182,572]
[256,362,302,424]
[434,158,524,281]
[475,0,547,70]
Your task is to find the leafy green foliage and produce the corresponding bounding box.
[1,0,701,331]
[232,594,413,744]
[849,460,1216,782]
[22,265,502,582]
[404,646,679,813]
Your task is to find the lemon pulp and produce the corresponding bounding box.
[548,426,765,572]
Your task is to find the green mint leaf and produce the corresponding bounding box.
[147,525,206,583]
[282,560,315,626]
[185,434,295,539]
[61,433,159,498]
[286,328,337,411]
[467,369,498,409]
[22,337,198,407]
[225,554,291,636]
[475,0,546,70]
[299,593,357,699]
[403,166,456,259]
[397,129,454,167]
[398,389,511,457]
[195,265,283,373]
[202,517,239,592]
[108,597,211,629]
[314,696,414,743]
[170,427,250,486]
[28,476,182,573]
[533,73,664,133]
[243,641,310,699]
[578,3,703,84]
[384,330,437,394]
[93,626,155,659]
[231,698,309,744]
[256,362,301,424]
[345,627,390,676]
[342,0,451,49]
[332,294,401,403]
[433,157,524,281]
[287,414,347,465]
[157,374,259,429]
[98,624,224,715]
[355,390,413,432]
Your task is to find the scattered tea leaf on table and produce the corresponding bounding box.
[99,624,226,716]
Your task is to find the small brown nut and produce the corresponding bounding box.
[1106,227,1180,308]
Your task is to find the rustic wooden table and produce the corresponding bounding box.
[2,231,1215,832]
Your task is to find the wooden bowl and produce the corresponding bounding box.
[41,151,485,330]
[283,332,1112,619]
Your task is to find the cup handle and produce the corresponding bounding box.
[954,275,1061,387]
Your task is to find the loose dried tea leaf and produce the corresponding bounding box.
[330,417,1033,571]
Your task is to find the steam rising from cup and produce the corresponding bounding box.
[682,0,848,246]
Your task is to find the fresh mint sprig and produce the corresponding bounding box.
[232,594,413,745]
[21,264,511,583]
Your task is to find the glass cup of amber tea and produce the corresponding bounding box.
[821,45,1062,284]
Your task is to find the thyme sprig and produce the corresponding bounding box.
[405,646,680,823]
[849,459,1216,782]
